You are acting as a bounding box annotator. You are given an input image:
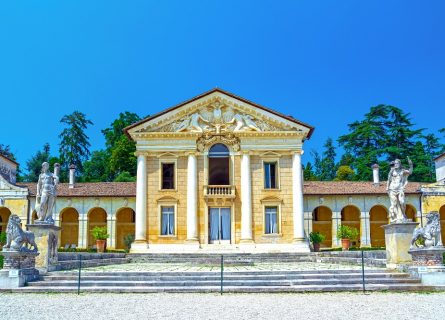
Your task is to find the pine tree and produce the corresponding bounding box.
[303,163,317,181]
[0,144,16,161]
[59,111,93,174]
[319,138,337,181]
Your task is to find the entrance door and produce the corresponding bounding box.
[209,208,231,244]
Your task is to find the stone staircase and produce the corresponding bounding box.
[58,252,130,270]
[14,269,444,293]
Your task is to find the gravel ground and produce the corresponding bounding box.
[0,292,443,320]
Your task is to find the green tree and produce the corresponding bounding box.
[319,138,337,181]
[82,150,110,182]
[338,105,425,181]
[59,111,93,174]
[24,143,51,182]
[303,162,317,181]
[102,112,141,180]
[334,165,356,181]
[0,144,16,161]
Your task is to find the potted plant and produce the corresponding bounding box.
[123,234,135,253]
[309,231,326,252]
[0,232,6,250]
[91,226,109,253]
[337,225,359,251]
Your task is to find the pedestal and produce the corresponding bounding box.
[27,224,61,273]
[408,247,445,285]
[382,222,418,269]
[0,251,40,288]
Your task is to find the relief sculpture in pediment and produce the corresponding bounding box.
[156,102,282,134]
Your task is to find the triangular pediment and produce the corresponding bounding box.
[0,174,28,199]
[125,89,314,138]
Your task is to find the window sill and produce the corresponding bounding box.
[262,188,281,192]
[262,233,283,238]
[159,189,177,192]
[158,235,177,238]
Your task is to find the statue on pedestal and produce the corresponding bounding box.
[3,215,38,252]
[386,157,413,223]
[410,212,442,249]
[35,162,59,224]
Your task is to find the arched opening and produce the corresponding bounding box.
[440,205,445,244]
[87,208,107,247]
[60,208,79,248]
[370,205,388,247]
[341,205,361,247]
[208,144,230,185]
[312,206,332,248]
[116,208,135,250]
[406,204,416,222]
[0,207,12,234]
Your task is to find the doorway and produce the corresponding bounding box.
[209,207,231,244]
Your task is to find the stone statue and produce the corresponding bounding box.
[386,157,413,223]
[410,212,442,249]
[3,214,38,252]
[35,162,59,224]
[176,112,209,133]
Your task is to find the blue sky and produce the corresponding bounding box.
[1,1,444,167]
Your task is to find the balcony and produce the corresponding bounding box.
[204,185,236,200]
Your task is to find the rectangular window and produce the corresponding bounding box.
[162,163,175,189]
[265,206,278,234]
[161,206,175,235]
[264,162,277,189]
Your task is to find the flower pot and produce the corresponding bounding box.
[96,240,106,253]
[313,243,321,252]
[341,239,350,251]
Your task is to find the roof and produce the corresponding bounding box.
[434,152,445,161]
[124,88,315,139]
[18,182,136,197]
[0,154,18,166]
[17,181,422,197]
[303,181,422,195]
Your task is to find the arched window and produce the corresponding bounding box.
[208,144,230,185]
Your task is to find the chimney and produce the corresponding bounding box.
[372,164,380,184]
[54,163,60,177]
[69,164,76,189]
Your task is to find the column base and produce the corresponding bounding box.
[292,238,311,253]
[130,240,149,253]
[238,240,256,252]
[184,239,201,250]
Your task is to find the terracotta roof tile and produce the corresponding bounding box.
[17,182,136,197]
[303,181,422,195]
[17,181,422,197]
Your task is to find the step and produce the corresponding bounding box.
[39,273,410,282]
[58,258,130,270]
[14,283,445,293]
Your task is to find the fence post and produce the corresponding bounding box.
[77,254,82,295]
[220,255,224,295]
[361,250,365,293]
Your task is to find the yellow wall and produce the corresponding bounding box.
[116,207,135,249]
[312,206,332,247]
[88,207,107,247]
[370,205,387,247]
[341,205,360,247]
[60,208,79,247]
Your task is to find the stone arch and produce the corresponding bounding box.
[60,207,79,247]
[0,207,11,234]
[312,206,332,248]
[440,205,445,244]
[369,205,388,247]
[115,207,136,250]
[87,207,107,247]
[341,205,361,247]
[405,204,417,222]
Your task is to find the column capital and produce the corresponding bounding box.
[291,149,304,156]
[135,151,148,157]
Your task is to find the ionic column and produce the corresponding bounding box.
[107,216,116,249]
[133,154,147,249]
[78,215,88,248]
[360,211,371,247]
[240,152,253,243]
[292,152,309,251]
[186,153,199,243]
[304,211,313,235]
